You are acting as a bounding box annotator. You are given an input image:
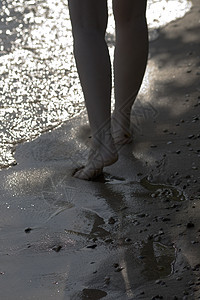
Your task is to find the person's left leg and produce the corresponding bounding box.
[68,0,118,180]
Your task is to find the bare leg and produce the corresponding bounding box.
[112,0,149,144]
[68,0,118,180]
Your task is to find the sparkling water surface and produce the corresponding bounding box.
[0,0,192,168]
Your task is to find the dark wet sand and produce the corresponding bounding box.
[0,0,200,299]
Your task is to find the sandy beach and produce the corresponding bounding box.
[0,0,200,299]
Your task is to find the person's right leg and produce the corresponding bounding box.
[112,0,149,144]
[68,0,118,180]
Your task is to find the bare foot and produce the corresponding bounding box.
[112,111,133,145]
[73,136,118,180]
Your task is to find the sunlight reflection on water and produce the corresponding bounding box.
[0,0,192,167]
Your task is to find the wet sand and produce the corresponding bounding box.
[0,0,200,299]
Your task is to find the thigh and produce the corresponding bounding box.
[68,0,108,35]
[112,0,147,24]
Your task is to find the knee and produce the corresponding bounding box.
[72,26,105,43]
[114,2,147,27]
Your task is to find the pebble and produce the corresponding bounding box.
[167,141,172,145]
[159,230,164,235]
[104,277,110,285]
[86,244,97,249]
[187,221,195,228]
[176,276,183,281]
[138,256,145,260]
[137,213,147,218]
[162,217,171,222]
[155,279,162,284]
[192,166,198,170]
[105,238,113,243]
[139,291,145,295]
[108,217,116,224]
[52,245,62,252]
[176,150,181,154]
[151,295,163,300]
[24,227,32,233]
[188,134,195,139]
[125,238,132,243]
[191,241,199,244]
[192,264,200,271]
[115,266,124,272]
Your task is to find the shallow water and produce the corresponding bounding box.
[0,162,181,298]
[0,0,192,168]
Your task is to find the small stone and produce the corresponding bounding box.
[115,267,124,272]
[176,150,181,154]
[105,238,113,243]
[154,236,161,242]
[158,230,164,235]
[192,166,198,170]
[24,227,32,233]
[138,256,145,260]
[108,217,116,224]
[187,221,195,228]
[137,213,146,218]
[151,144,157,148]
[104,276,110,285]
[162,217,171,222]
[52,245,62,252]
[151,295,163,300]
[192,264,200,271]
[86,244,97,249]
[167,141,172,145]
[176,276,183,281]
[188,134,194,139]
[125,238,132,243]
[155,279,162,284]
[137,172,143,176]
[140,291,145,295]
[191,240,199,244]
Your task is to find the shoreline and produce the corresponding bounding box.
[0,0,200,299]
